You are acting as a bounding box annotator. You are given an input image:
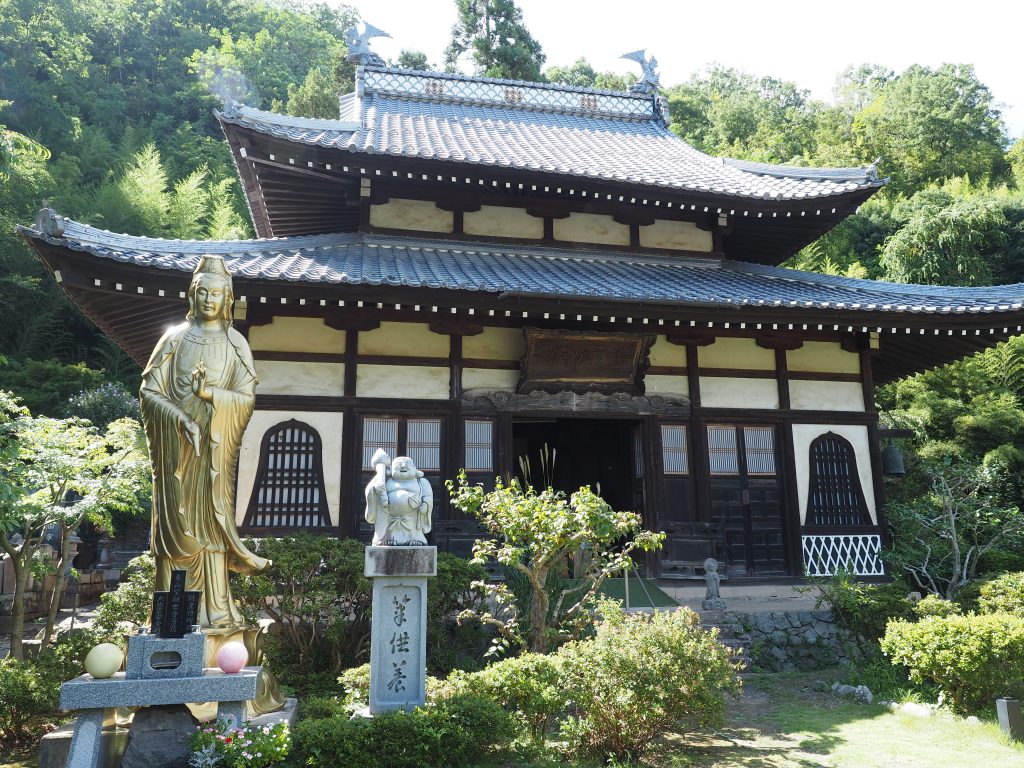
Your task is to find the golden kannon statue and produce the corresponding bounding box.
[140,255,283,714]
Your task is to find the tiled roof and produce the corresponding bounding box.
[23,219,1024,318]
[217,65,884,203]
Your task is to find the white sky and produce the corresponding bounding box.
[339,0,1023,140]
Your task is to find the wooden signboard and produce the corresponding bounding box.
[518,329,654,395]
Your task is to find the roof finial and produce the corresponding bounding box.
[621,50,660,95]
[35,200,65,237]
[344,22,390,67]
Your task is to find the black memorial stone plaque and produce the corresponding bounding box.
[149,569,200,638]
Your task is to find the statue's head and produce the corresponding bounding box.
[391,456,423,481]
[187,256,234,325]
[704,557,719,574]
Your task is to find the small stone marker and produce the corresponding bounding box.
[996,698,1023,741]
[365,545,436,714]
[150,569,199,638]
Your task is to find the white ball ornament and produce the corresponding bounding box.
[216,641,249,674]
[84,643,124,679]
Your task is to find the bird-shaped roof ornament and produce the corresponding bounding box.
[344,22,390,67]
[621,50,660,95]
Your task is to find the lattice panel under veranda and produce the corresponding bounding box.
[801,534,884,577]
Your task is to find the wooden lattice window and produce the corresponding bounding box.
[243,420,330,529]
[807,432,870,527]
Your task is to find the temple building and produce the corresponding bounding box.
[21,46,1024,580]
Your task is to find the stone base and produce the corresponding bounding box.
[249,697,298,728]
[702,598,728,610]
[187,623,285,720]
[37,719,128,768]
[120,705,198,768]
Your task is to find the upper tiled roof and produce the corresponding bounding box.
[217,65,884,203]
[23,218,1024,318]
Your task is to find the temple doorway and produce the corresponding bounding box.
[511,418,638,514]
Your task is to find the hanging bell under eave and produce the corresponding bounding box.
[882,442,906,475]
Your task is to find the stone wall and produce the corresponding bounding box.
[731,608,853,672]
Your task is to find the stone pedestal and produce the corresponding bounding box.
[365,546,436,715]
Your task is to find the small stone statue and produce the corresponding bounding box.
[702,557,727,610]
[364,449,433,546]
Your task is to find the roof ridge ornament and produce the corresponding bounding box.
[621,49,660,95]
[35,200,65,237]
[344,22,390,67]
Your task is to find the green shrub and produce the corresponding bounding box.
[65,381,140,428]
[556,600,740,763]
[298,695,349,722]
[977,571,1024,615]
[811,569,915,642]
[91,554,154,644]
[437,652,565,741]
[881,611,1024,711]
[914,594,962,618]
[337,663,370,706]
[0,358,104,417]
[291,695,514,768]
[0,658,58,744]
[427,553,489,675]
[977,546,1024,575]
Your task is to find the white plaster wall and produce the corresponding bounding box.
[357,364,450,399]
[553,212,630,246]
[255,361,345,397]
[462,368,519,391]
[649,335,686,367]
[464,206,544,239]
[644,374,689,397]
[700,377,779,409]
[790,381,864,411]
[359,322,450,358]
[236,410,343,526]
[463,326,524,360]
[639,219,713,252]
[370,198,453,233]
[698,337,776,371]
[788,341,860,374]
[792,424,877,525]
[248,317,346,353]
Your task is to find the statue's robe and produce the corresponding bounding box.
[140,321,266,627]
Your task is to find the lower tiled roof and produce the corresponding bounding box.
[21,219,1024,317]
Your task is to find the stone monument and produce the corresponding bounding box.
[701,557,727,610]
[138,254,283,715]
[57,570,260,768]
[363,451,436,714]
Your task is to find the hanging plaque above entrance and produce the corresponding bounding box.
[518,329,655,395]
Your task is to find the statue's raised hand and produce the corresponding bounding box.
[190,360,213,403]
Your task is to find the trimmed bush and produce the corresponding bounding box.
[913,594,962,618]
[291,695,513,768]
[812,569,915,642]
[0,658,57,744]
[556,600,741,762]
[437,652,565,741]
[881,611,1024,711]
[977,571,1024,615]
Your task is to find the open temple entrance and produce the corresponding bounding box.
[511,418,639,516]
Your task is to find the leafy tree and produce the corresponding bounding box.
[445,0,545,81]
[887,461,1023,600]
[65,381,141,429]
[853,64,1007,195]
[0,395,149,658]
[448,472,663,653]
[543,58,635,91]
[394,50,431,71]
[879,189,1007,285]
[0,359,105,417]
[286,69,339,119]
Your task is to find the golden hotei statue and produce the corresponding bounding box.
[140,255,284,714]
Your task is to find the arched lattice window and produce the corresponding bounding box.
[244,420,330,529]
[807,432,870,527]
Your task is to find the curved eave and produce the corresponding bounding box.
[20,225,1023,385]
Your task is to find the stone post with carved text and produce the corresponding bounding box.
[364,546,436,714]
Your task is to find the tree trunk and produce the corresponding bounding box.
[41,521,77,647]
[528,568,550,653]
[8,545,32,661]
